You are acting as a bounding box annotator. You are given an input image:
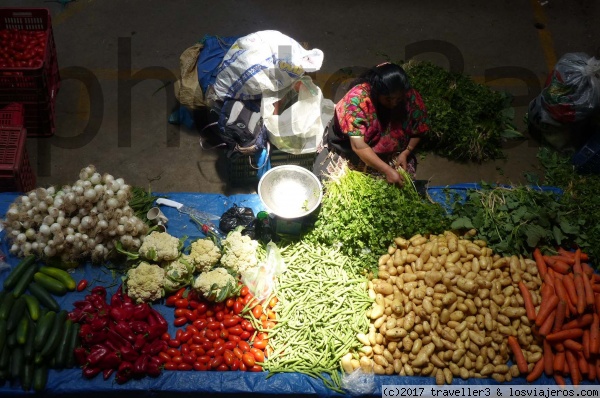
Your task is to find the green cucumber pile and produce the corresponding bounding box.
[0,255,79,392]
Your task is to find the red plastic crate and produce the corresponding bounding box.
[0,127,35,192]
[0,8,59,137]
[0,102,24,128]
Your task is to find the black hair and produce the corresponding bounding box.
[350,63,411,129]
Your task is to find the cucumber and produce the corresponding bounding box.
[32,364,48,392]
[38,266,76,291]
[0,319,6,352]
[65,322,80,369]
[22,294,40,321]
[16,314,29,345]
[54,319,73,369]
[28,282,60,312]
[12,264,38,298]
[21,361,34,391]
[40,310,67,358]
[6,330,16,348]
[3,255,36,290]
[10,346,23,380]
[33,272,67,296]
[0,345,10,370]
[6,296,26,333]
[23,318,36,361]
[34,311,56,351]
[0,294,15,320]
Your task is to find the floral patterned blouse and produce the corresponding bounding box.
[335,83,429,154]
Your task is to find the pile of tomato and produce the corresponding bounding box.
[159,285,276,372]
[0,29,47,69]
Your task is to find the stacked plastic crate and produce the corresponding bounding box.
[0,8,60,137]
[0,102,36,192]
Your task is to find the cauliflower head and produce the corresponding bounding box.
[126,262,166,303]
[163,257,194,294]
[139,231,181,262]
[188,238,221,273]
[220,230,259,273]
[193,267,237,302]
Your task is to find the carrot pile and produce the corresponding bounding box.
[511,247,600,385]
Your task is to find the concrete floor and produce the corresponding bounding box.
[5,0,600,195]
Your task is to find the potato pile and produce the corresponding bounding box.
[343,231,545,384]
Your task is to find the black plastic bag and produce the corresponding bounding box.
[219,205,255,234]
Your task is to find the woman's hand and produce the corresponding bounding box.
[396,150,410,171]
[384,166,403,186]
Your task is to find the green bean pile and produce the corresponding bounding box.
[264,241,373,392]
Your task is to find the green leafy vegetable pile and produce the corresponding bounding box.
[531,147,598,263]
[305,167,449,271]
[404,61,522,162]
[449,182,585,256]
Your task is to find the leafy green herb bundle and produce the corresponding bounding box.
[305,167,449,271]
[449,182,585,256]
[404,61,521,162]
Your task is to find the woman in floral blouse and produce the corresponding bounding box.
[314,62,429,185]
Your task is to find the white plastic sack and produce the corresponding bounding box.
[534,52,600,125]
[262,76,335,154]
[213,30,324,101]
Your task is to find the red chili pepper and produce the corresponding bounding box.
[91,286,106,297]
[103,339,119,353]
[110,307,129,323]
[82,364,102,379]
[89,295,107,310]
[146,324,165,342]
[115,321,136,342]
[87,345,109,366]
[73,300,91,309]
[111,294,123,309]
[132,303,150,320]
[141,339,166,356]
[119,343,139,363]
[129,320,148,335]
[77,279,89,292]
[134,334,146,351]
[90,316,109,331]
[122,301,134,316]
[115,361,133,384]
[107,328,130,350]
[99,351,122,369]
[132,354,149,378]
[80,302,96,313]
[79,323,92,338]
[146,356,162,378]
[84,330,108,345]
[68,309,85,323]
[73,347,88,366]
[102,368,114,380]
[148,307,168,334]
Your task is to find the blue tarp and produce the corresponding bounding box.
[0,189,591,397]
[197,35,240,94]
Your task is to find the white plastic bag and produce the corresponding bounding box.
[241,242,286,302]
[341,368,375,396]
[213,30,324,101]
[261,76,335,154]
[532,53,600,125]
[528,53,600,150]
